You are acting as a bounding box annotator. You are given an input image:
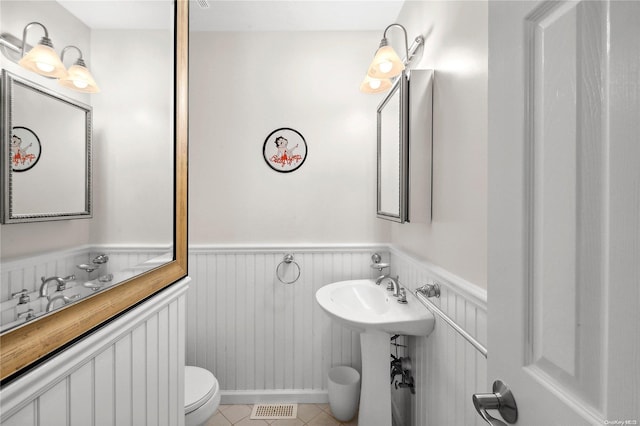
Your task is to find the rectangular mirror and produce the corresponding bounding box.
[0,0,188,381]
[377,71,408,222]
[1,71,92,223]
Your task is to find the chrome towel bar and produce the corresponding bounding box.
[415,285,488,358]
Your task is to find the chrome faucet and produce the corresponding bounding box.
[40,275,75,298]
[46,294,79,312]
[379,275,401,297]
[375,274,388,285]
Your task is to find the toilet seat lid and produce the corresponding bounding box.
[185,366,217,414]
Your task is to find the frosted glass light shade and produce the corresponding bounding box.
[18,41,67,78]
[59,63,100,93]
[359,75,392,94]
[367,45,405,79]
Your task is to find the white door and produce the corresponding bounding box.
[486,1,639,425]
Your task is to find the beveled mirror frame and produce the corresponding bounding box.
[1,70,93,223]
[0,0,189,382]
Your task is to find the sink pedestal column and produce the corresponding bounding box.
[358,330,391,426]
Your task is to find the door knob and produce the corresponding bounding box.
[472,380,518,425]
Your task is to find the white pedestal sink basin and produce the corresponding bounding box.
[315,279,435,426]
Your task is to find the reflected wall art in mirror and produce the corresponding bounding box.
[0,0,189,381]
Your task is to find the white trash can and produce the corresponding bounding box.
[328,366,361,422]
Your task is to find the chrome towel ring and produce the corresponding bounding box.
[276,253,301,284]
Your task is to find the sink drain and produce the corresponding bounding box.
[250,403,297,420]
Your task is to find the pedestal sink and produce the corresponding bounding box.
[315,279,435,426]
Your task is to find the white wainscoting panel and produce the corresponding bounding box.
[186,244,488,426]
[186,245,388,403]
[390,248,488,426]
[0,278,189,426]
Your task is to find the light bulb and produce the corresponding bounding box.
[369,79,382,89]
[58,63,100,93]
[360,75,392,93]
[379,61,393,74]
[73,79,89,89]
[35,62,55,73]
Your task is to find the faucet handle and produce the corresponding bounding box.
[17,309,35,321]
[397,288,408,304]
[11,289,30,305]
[58,275,76,291]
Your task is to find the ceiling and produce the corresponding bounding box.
[56,0,405,32]
[190,0,405,32]
[57,0,174,30]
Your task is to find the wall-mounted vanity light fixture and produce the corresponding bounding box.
[0,22,99,93]
[360,24,424,94]
[14,22,67,78]
[58,46,100,93]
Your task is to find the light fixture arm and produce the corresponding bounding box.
[61,45,87,67]
[381,24,410,65]
[0,33,25,55]
[20,22,51,58]
[405,35,424,66]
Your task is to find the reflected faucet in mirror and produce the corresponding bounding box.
[39,275,75,298]
[46,294,80,313]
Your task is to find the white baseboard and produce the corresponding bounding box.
[221,390,329,405]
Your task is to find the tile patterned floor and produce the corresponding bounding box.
[207,403,358,426]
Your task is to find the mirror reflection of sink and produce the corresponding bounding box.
[315,279,434,336]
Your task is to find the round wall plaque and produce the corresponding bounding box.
[11,126,41,172]
[263,127,307,173]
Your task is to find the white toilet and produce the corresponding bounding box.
[185,366,221,426]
